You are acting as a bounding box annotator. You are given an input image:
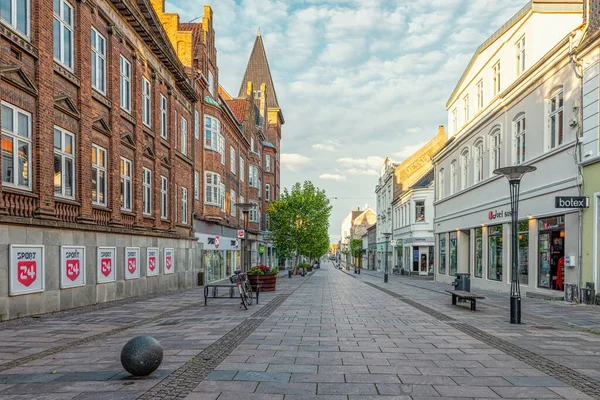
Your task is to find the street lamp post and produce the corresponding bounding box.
[383,232,391,283]
[493,166,536,324]
[235,203,256,273]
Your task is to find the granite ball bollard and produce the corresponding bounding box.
[120,336,163,376]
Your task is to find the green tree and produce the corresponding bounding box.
[268,181,332,271]
[350,239,363,267]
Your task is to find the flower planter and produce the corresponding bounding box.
[307,267,313,272]
[248,274,277,292]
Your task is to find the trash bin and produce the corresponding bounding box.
[453,273,471,292]
[288,270,292,278]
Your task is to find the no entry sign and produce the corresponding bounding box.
[125,247,140,280]
[10,245,45,296]
[97,247,116,283]
[147,247,159,277]
[164,248,174,275]
[60,246,86,289]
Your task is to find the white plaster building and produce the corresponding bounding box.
[434,0,584,298]
[375,158,397,271]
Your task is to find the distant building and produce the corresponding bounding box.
[340,205,375,267]
[375,158,397,270]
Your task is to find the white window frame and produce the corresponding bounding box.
[490,128,501,173]
[450,160,458,195]
[53,126,75,199]
[239,195,244,220]
[204,171,221,206]
[452,108,457,133]
[514,114,526,165]
[220,183,226,212]
[142,167,152,215]
[251,137,255,153]
[438,168,445,200]
[460,149,469,190]
[160,175,168,219]
[265,183,271,201]
[208,70,215,96]
[120,157,132,211]
[249,165,259,188]
[159,94,167,139]
[463,95,469,122]
[53,0,74,70]
[231,190,236,216]
[181,187,188,224]
[266,155,271,172]
[516,36,526,76]
[476,80,484,111]
[493,61,501,96]
[240,157,245,182]
[181,116,188,155]
[204,115,220,151]
[548,89,564,150]
[474,140,484,184]
[219,134,225,165]
[249,201,259,223]
[91,28,106,94]
[142,77,152,127]
[92,144,107,206]
[230,146,236,174]
[194,110,199,140]
[194,171,199,200]
[119,56,132,112]
[1,102,32,190]
[2,0,30,38]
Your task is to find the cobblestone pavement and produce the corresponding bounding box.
[1,264,600,399]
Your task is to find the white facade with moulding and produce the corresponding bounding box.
[434,1,584,298]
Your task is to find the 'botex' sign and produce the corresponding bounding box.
[555,196,589,209]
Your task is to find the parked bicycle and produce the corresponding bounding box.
[229,270,253,310]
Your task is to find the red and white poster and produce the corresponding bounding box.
[9,245,45,296]
[60,246,86,289]
[164,248,174,275]
[125,247,140,280]
[97,247,116,284]
[146,247,159,277]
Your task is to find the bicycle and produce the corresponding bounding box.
[230,270,253,309]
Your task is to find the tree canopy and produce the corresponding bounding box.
[268,181,331,262]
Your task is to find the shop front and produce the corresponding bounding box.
[196,233,240,283]
[398,238,434,276]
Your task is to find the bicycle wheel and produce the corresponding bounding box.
[238,285,248,310]
[244,281,253,305]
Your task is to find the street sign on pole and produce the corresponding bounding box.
[237,230,245,239]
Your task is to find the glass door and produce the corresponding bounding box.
[538,233,551,288]
[419,247,428,275]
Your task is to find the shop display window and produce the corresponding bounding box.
[518,221,529,285]
[439,236,446,275]
[538,216,565,290]
[475,228,483,278]
[488,225,503,281]
[450,232,458,275]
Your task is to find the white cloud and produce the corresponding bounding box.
[337,156,385,169]
[320,173,347,181]
[281,153,311,171]
[347,168,378,176]
[312,140,341,152]
[392,142,428,161]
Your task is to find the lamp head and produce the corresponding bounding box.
[493,166,536,182]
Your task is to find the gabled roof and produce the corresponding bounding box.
[226,99,246,123]
[219,85,233,100]
[238,30,280,109]
[262,141,276,149]
[410,168,435,189]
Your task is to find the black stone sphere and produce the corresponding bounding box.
[120,336,163,376]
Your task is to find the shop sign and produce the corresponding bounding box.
[60,246,85,289]
[555,196,589,209]
[97,247,116,284]
[164,248,175,274]
[147,247,159,277]
[391,240,397,246]
[125,247,140,280]
[230,239,239,248]
[10,245,45,295]
[488,209,512,220]
[237,230,245,239]
[258,245,266,254]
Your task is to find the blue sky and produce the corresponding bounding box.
[167,0,528,243]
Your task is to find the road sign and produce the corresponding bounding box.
[237,230,245,239]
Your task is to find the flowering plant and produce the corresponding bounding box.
[248,265,275,275]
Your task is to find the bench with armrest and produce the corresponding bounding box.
[446,290,485,311]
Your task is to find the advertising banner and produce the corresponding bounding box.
[97,247,116,283]
[147,247,159,277]
[164,248,174,274]
[10,245,45,296]
[60,246,86,289]
[125,247,140,280]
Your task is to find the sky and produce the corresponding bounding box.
[167,0,528,244]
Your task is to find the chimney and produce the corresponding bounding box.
[437,125,445,136]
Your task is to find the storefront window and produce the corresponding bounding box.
[428,246,434,273]
[204,250,224,283]
[475,228,483,278]
[538,216,565,290]
[518,221,529,285]
[449,232,457,275]
[439,235,446,275]
[488,225,503,281]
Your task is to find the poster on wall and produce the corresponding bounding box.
[60,246,86,289]
[97,247,116,284]
[164,248,174,275]
[9,245,45,296]
[125,247,140,280]
[147,247,159,277]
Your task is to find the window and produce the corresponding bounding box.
[120,158,132,211]
[266,214,270,230]
[452,109,457,133]
[249,202,259,223]
[473,141,484,183]
[266,155,271,172]
[463,95,469,122]
[204,115,220,151]
[493,62,501,96]
[476,80,484,111]
[438,168,444,199]
[239,195,244,220]
[2,103,31,189]
[231,190,236,216]
[1,0,29,37]
[253,90,261,99]
[450,160,458,194]
[160,176,168,219]
[204,171,221,206]
[265,184,271,201]
[174,183,177,222]
[249,165,259,188]
[240,157,245,182]
[490,128,501,172]
[518,220,529,285]
[53,0,73,69]
[475,228,483,278]
[181,187,188,224]
[194,110,199,140]
[549,90,564,150]
[516,36,526,76]
[460,149,469,190]
[208,70,215,96]
[91,28,106,93]
[159,95,167,138]
[250,137,255,153]
[142,77,151,127]
[92,144,107,205]
[181,117,188,155]
[514,114,526,165]
[194,171,199,200]
[450,231,457,275]
[439,235,446,275]
[142,168,152,215]
[488,225,503,281]
[415,201,425,222]
[53,127,75,198]
[220,183,225,212]
[219,134,225,164]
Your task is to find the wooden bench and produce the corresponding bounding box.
[204,283,260,306]
[446,290,485,311]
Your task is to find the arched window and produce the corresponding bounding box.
[474,139,484,183]
[548,88,564,150]
[460,149,469,190]
[513,113,526,165]
[450,160,458,195]
[438,168,445,199]
[489,127,501,173]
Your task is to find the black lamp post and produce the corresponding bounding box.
[383,232,391,283]
[493,165,536,324]
[235,202,256,273]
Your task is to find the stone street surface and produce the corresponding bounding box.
[0,263,600,399]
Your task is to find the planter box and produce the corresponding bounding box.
[248,274,277,292]
[307,267,313,272]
